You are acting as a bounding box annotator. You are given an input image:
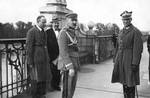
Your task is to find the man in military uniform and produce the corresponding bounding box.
[111,11,143,98]
[147,33,150,84]
[58,13,79,98]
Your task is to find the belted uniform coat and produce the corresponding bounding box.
[111,24,143,87]
[58,26,79,70]
[26,26,51,82]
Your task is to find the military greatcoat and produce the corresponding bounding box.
[111,24,143,87]
[26,26,51,82]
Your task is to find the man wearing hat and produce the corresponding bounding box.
[111,11,143,98]
[52,16,61,37]
[46,16,61,91]
[58,12,79,98]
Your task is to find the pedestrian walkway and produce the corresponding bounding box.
[46,42,150,98]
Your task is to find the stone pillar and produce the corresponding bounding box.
[39,0,73,29]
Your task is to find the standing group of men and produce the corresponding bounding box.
[26,13,79,98]
[26,10,145,98]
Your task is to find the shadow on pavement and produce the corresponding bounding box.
[79,67,95,73]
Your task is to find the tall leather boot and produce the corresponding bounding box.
[129,86,135,98]
[126,86,135,98]
[123,85,128,98]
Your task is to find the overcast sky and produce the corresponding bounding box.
[0,0,150,31]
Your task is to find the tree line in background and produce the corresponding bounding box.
[0,21,33,38]
[0,20,148,39]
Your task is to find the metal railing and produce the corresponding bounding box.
[0,38,27,98]
[0,36,114,98]
[0,34,147,98]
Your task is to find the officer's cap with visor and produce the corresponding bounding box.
[65,13,78,21]
[120,11,132,20]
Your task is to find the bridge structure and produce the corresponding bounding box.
[39,0,72,28]
[0,34,149,98]
[46,42,150,98]
[0,0,149,97]
[0,35,115,98]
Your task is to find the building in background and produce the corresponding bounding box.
[39,0,73,28]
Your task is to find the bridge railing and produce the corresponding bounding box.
[78,34,148,64]
[0,38,28,98]
[0,35,146,97]
[78,35,115,64]
[0,36,114,97]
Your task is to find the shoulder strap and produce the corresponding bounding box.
[65,32,75,43]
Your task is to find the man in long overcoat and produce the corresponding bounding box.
[26,15,51,98]
[111,11,143,98]
[58,13,79,98]
[46,17,61,91]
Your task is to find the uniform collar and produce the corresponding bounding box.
[66,26,75,33]
[124,24,132,30]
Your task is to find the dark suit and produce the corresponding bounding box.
[26,26,51,98]
[46,28,61,90]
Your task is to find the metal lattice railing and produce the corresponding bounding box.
[0,38,28,98]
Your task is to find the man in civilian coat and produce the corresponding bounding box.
[26,15,51,98]
[58,13,79,98]
[52,16,61,38]
[46,17,61,91]
[111,11,143,98]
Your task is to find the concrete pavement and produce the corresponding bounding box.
[46,42,150,98]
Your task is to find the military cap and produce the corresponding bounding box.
[65,13,78,19]
[120,11,132,19]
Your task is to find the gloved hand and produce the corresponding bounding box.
[69,69,75,77]
[131,64,139,72]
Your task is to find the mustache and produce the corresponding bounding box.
[73,23,77,26]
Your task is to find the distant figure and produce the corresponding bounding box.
[86,22,98,63]
[111,11,143,98]
[58,13,79,98]
[26,15,50,98]
[46,16,61,91]
[86,21,95,36]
